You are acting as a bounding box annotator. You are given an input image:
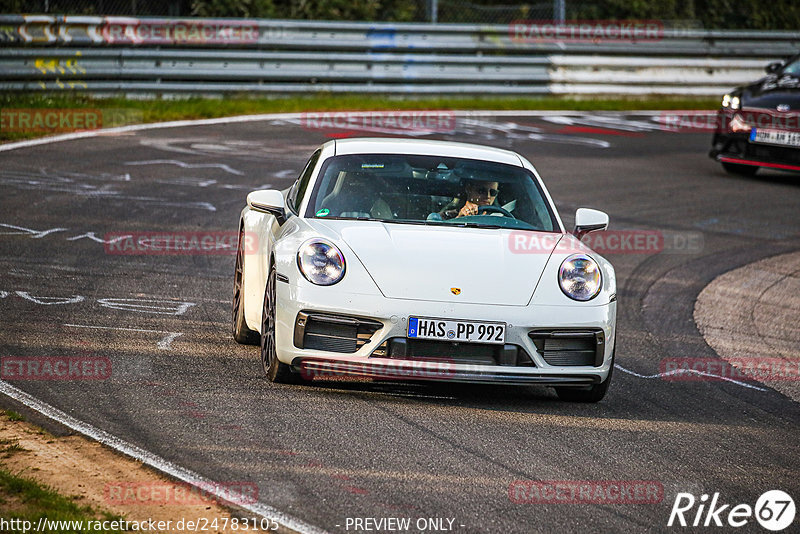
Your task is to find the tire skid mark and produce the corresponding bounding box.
[614,363,768,391]
[125,159,244,176]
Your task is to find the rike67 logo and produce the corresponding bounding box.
[668,490,795,531]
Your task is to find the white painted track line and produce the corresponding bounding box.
[0,380,328,534]
[0,109,686,154]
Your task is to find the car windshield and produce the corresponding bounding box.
[783,57,800,77]
[304,154,559,232]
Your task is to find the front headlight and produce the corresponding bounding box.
[297,239,345,285]
[558,254,602,301]
[721,94,741,110]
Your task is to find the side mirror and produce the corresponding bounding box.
[574,208,609,238]
[765,61,783,74]
[247,190,286,225]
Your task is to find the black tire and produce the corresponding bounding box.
[232,227,260,345]
[554,351,614,403]
[721,162,758,177]
[261,264,298,383]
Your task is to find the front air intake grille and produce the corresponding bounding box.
[370,338,535,367]
[404,339,499,365]
[748,143,800,164]
[294,312,382,354]
[529,330,604,367]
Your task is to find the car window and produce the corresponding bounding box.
[783,56,800,77]
[288,150,321,213]
[304,154,558,232]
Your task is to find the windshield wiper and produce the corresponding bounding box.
[318,217,528,231]
[388,219,509,230]
[382,219,446,227]
[317,216,384,222]
[446,222,505,229]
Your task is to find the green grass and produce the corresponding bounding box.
[1,441,27,458]
[0,93,720,142]
[0,467,126,533]
[3,410,24,422]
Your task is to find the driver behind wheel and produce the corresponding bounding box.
[439,177,500,220]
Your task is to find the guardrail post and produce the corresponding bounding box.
[427,0,438,24]
[554,0,565,23]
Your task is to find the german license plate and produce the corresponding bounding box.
[407,317,506,345]
[750,128,800,147]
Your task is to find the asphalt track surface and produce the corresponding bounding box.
[1,112,799,533]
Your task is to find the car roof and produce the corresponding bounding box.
[330,138,524,167]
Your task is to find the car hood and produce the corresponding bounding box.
[739,75,800,111]
[313,220,561,305]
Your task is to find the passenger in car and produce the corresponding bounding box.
[321,172,394,219]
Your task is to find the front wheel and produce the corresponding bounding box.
[232,227,259,345]
[261,265,299,383]
[554,351,614,403]
[721,161,758,176]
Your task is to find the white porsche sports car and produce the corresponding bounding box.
[233,138,617,402]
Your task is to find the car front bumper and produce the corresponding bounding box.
[710,119,800,172]
[274,281,616,386]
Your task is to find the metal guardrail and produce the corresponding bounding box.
[1,15,798,96]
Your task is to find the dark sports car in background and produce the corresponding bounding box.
[710,53,800,176]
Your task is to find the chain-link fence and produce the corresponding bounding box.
[5,0,189,16]
[3,0,799,29]
[0,0,559,21]
[435,1,556,24]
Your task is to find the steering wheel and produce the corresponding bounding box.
[476,205,515,218]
